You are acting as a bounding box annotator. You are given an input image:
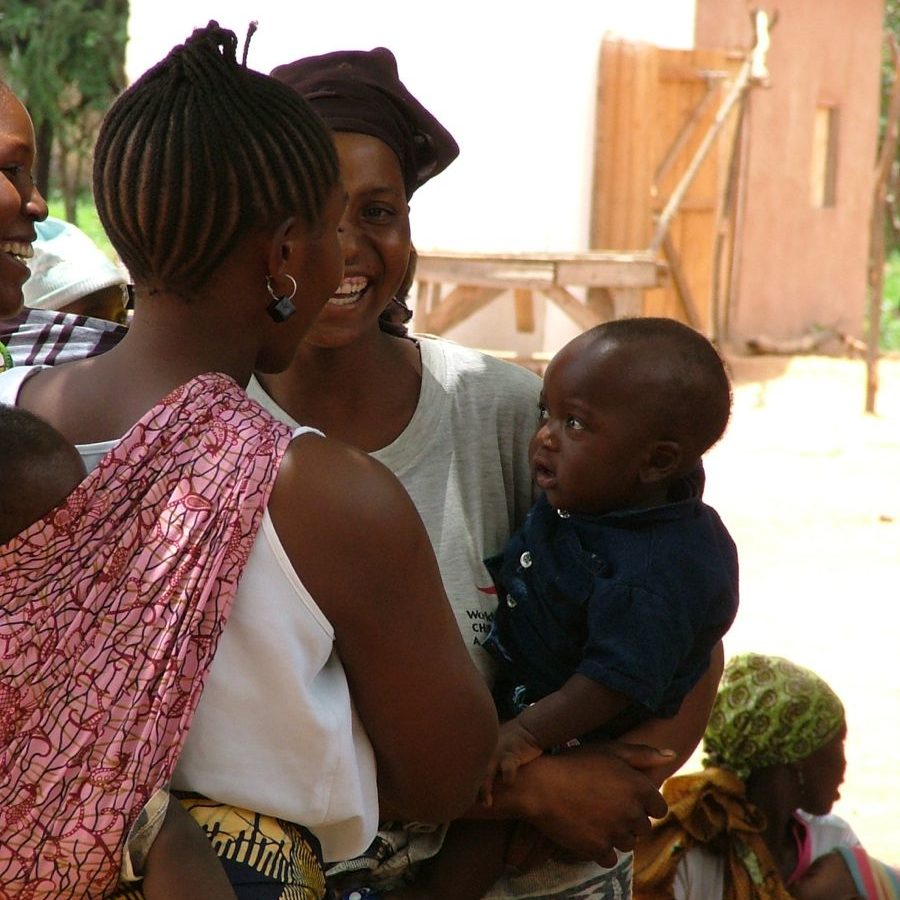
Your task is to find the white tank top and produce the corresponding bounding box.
[0,366,379,862]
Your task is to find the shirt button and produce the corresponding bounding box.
[519,551,533,568]
[507,595,518,608]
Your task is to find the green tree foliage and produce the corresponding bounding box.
[880,1,900,351]
[883,3,900,126]
[0,0,128,221]
[883,1,900,247]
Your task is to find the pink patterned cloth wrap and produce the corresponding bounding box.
[0,373,293,898]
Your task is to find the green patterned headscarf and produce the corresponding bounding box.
[703,653,845,781]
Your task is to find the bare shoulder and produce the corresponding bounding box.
[267,432,433,622]
[272,431,420,532]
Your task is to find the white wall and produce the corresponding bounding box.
[126,1,695,255]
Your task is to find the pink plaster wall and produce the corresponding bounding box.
[696,0,884,345]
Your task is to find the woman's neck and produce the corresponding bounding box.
[258,327,422,453]
[746,767,802,881]
[17,286,264,446]
[124,305,257,386]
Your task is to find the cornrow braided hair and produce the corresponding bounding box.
[92,21,339,294]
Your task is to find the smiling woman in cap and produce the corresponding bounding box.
[268,47,456,337]
[250,46,724,900]
[271,47,458,200]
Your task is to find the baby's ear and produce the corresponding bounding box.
[639,440,683,484]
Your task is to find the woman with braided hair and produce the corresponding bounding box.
[0,22,497,899]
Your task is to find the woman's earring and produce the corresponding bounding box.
[266,274,297,322]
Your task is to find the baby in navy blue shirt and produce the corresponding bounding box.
[389,317,739,900]
[483,317,738,771]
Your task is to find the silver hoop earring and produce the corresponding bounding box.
[266,274,297,322]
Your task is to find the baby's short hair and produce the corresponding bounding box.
[585,317,732,458]
[0,406,86,543]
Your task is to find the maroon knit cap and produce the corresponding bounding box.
[270,47,458,198]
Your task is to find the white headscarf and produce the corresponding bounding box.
[24,217,129,311]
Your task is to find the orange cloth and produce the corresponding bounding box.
[633,767,792,900]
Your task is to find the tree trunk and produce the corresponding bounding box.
[35,118,54,200]
[66,148,84,226]
[867,33,900,413]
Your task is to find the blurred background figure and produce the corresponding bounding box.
[634,652,865,899]
[24,216,129,323]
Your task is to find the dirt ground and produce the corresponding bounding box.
[687,352,900,864]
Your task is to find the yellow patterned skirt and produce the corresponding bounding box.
[111,795,327,900]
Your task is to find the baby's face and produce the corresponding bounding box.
[531,342,655,515]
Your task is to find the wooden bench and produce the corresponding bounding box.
[413,249,664,336]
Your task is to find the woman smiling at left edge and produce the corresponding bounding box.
[0,81,48,335]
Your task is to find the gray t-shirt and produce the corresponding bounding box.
[250,335,540,681]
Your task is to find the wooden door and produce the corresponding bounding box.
[590,38,745,336]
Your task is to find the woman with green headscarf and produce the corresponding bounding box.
[633,652,861,899]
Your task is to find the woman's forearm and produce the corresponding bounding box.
[463,741,671,867]
[623,641,724,786]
